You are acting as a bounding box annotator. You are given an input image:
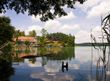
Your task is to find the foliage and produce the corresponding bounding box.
[29,30,36,37]
[0,16,15,45]
[14,30,25,45]
[47,32,75,46]
[0,16,15,81]
[38,36,47,46]
[29,58,36,64]
[38,47,75,60]
[14,30,25,37]
[0,43,14,81]
[38,28,48,46]
[0,58,14,81]
[24,41,30,46]
[15,40,23,45]
[41,28,48,37]
[0,0,84,21]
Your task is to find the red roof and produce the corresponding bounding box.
[14,36,36,42]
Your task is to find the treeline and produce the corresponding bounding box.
[47,32,75,46]
[0,16,75,47]
[14,30,36,37]
[75,43,110,46]
[13,27,75,47]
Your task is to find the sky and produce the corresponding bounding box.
[0,0,110,43]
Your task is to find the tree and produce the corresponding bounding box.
[29,30,36,37]
[38,28,48,46]
[67,34,75,46]
[41,28,48,37]
[47,32,75,46]
[0,17,15,81]
[0,0,85,21]
[25,41,30,47]
[20,31,25,36]
[14,30,25,37]
[0,16,15,45]
[0,58,14,81]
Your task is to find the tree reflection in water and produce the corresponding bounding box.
[0,45,14,81]
[12,44,110,81]
[0,59,14,81]
[14,47,75,62]
[42,47,75,60]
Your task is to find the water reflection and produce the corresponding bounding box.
[31,72,73,81]
[0,59,14,81]
[13,47,75,62]
[0,45,14,81]
[90,46,110,81]
[10,46,110,81]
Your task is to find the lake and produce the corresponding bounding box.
[10,46,110,81]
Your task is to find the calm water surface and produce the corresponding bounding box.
[10,46,110,81]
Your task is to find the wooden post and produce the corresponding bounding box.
[62,61,68,72]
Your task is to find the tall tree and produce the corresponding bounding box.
[29,30,36,37]
[20,31,25,36]
[0,16,15,45]
[0,0,85,21]
[0,16,15,81]
[14,30,25,38]
[41,28,48,37]
[38,28,48,46]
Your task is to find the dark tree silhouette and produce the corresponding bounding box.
[0,16,15,45]
[0,0,85,21]
[0,58,14,81]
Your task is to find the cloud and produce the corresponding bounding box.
[83,0,101,8]
[92,26,102,35]
[75,26,107,43]
[75,30,91,43]
[26,25,43,35]
[0,13,4,16]
[44,20,80,34]
[75,0,101,12]
[25,19,81,39]
[31,11,76,22]
[44,20,61,33]
[31,15,41,21]
[87,0,110,18]
[91,26,107,42]
[58,11,76,20]
[45,20,60,29]
[75,0,110,18]
[44,61,60,72]
[25,18,80,37]
[61,24,80,34]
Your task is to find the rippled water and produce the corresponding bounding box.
[10,46,110,81]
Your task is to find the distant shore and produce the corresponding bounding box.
[75,43,110,46]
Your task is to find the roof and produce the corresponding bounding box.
[14,36,36,42]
